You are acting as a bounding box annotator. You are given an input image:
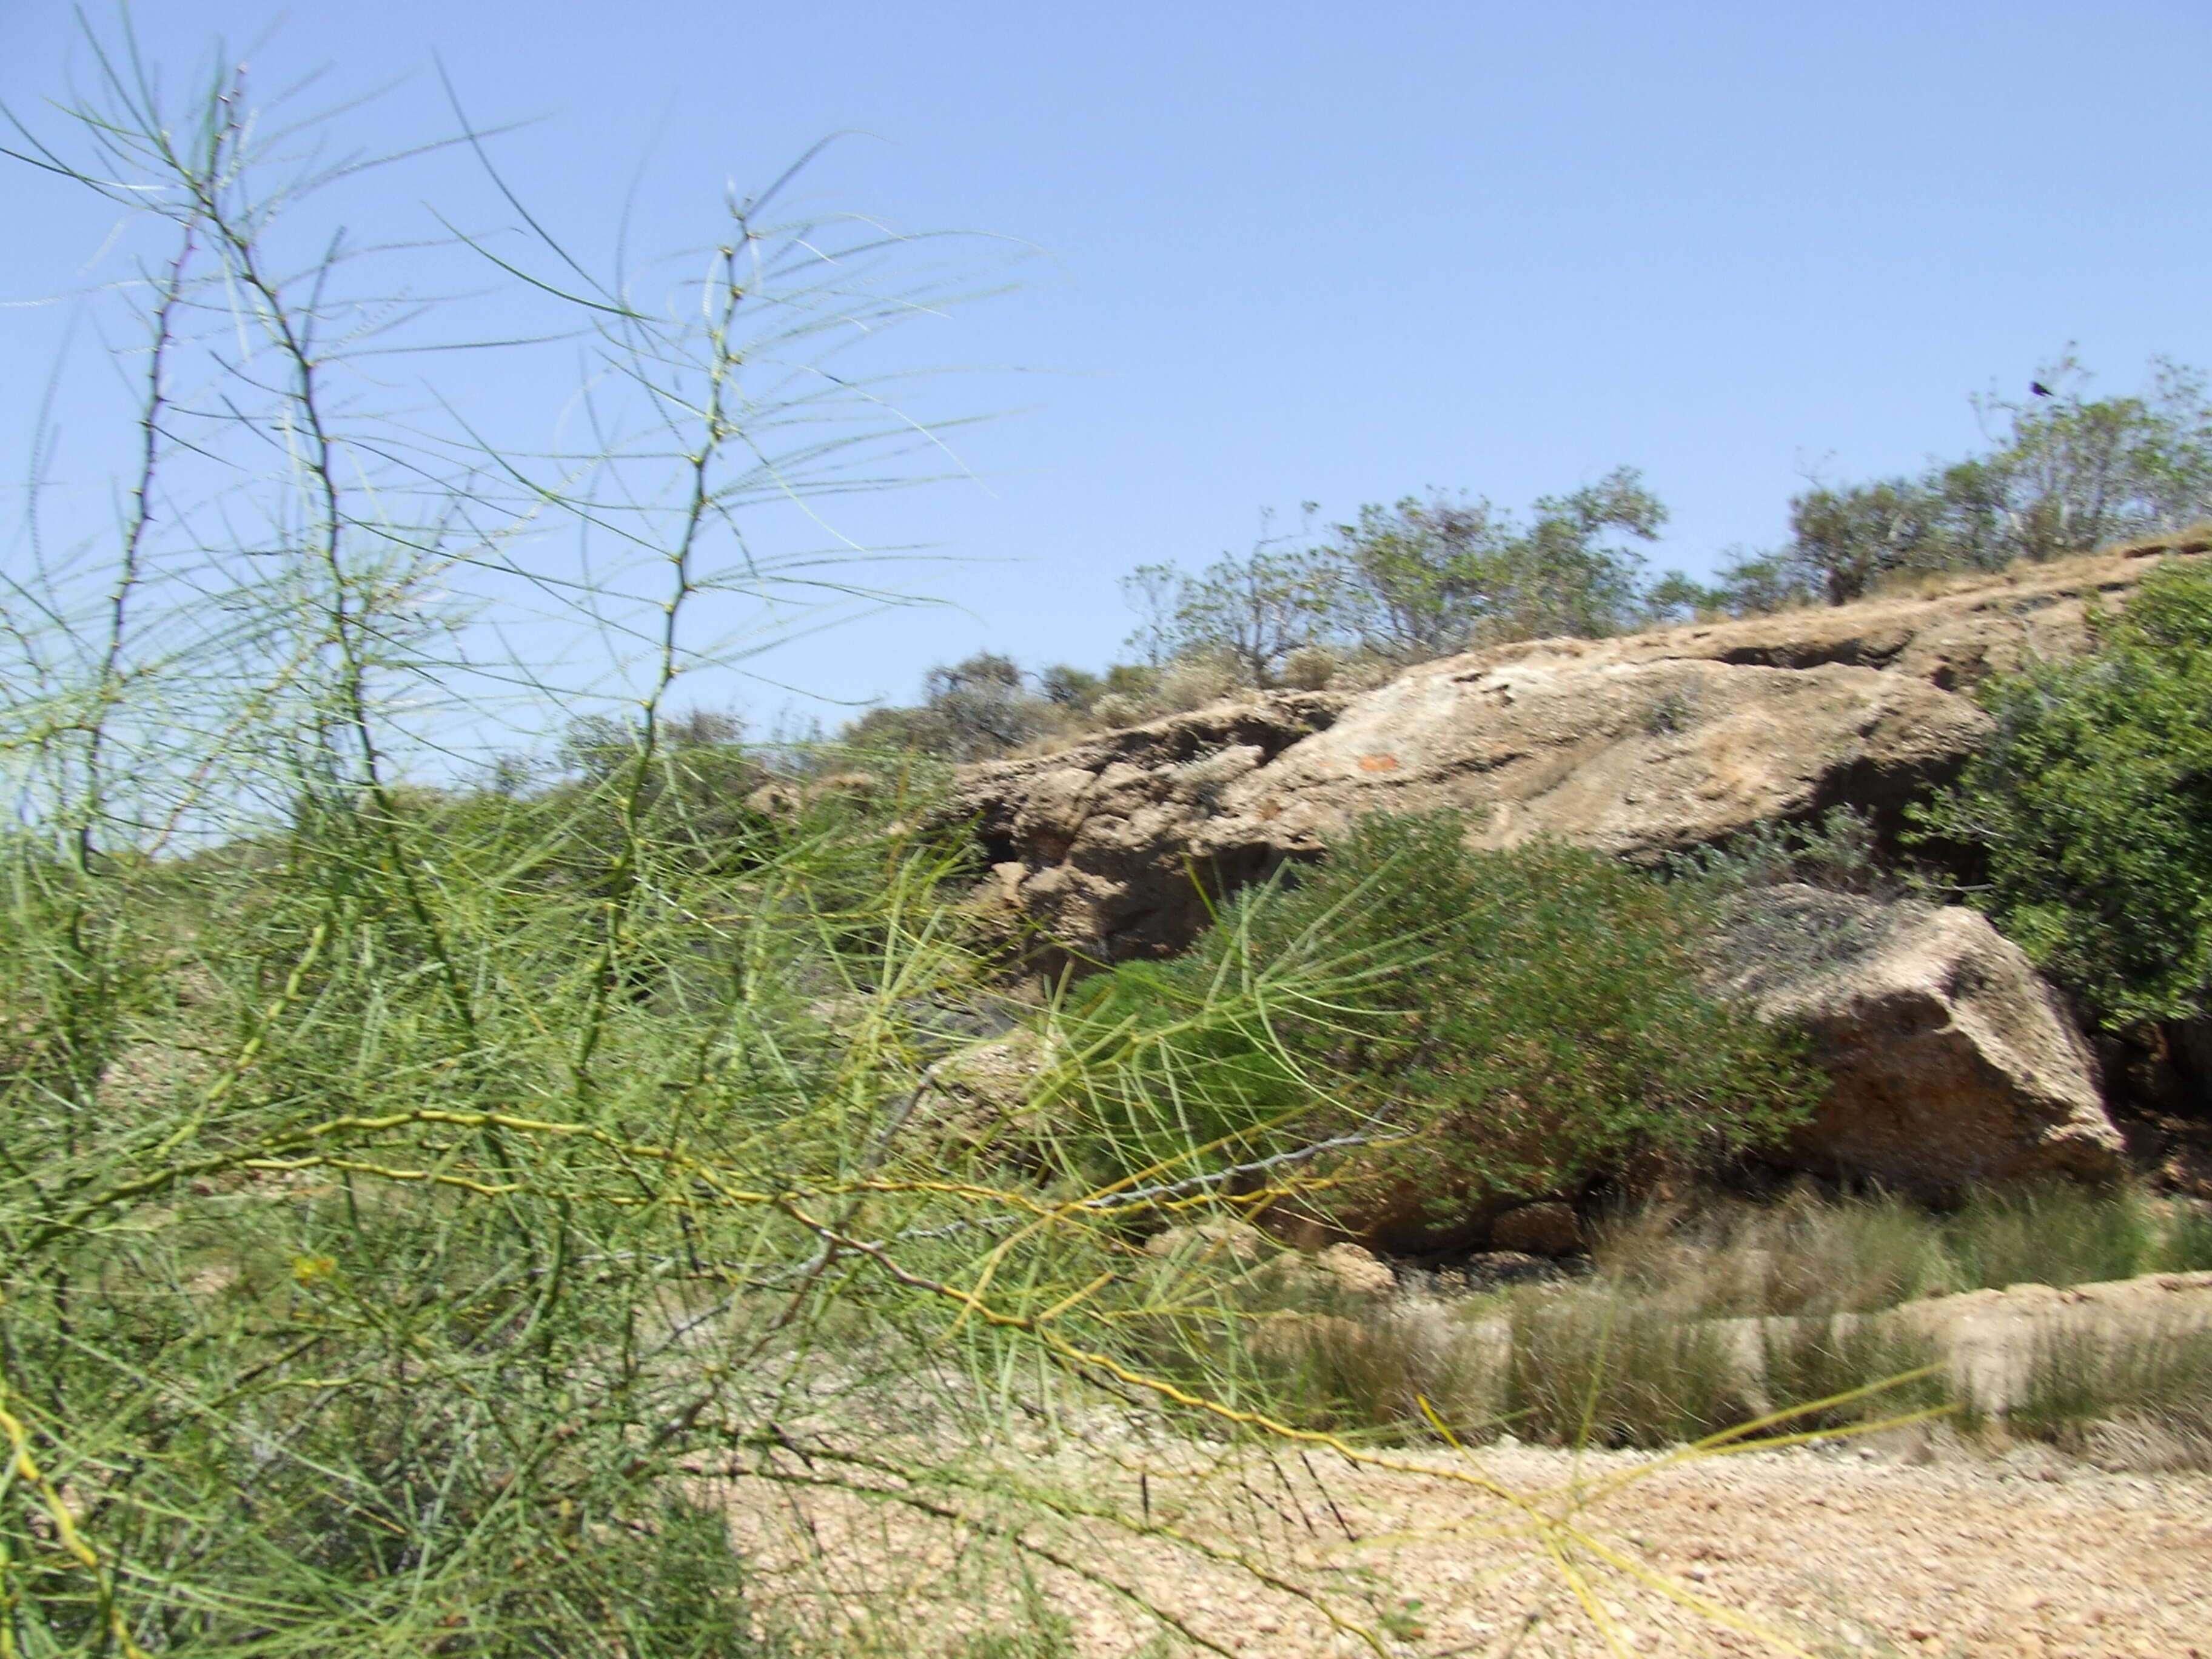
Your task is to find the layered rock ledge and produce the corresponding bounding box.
[951,543,2203,968]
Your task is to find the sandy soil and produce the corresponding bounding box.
[723,1273,2212,1658]
[730,1432,2211,1658]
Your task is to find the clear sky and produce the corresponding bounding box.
[6,2,2211,735]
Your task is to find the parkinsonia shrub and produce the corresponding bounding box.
[1061,813,1822,1243]
[0,29,1253,1656]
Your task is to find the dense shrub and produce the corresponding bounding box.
[1063,813,1821,1241]
[1913,557,2212,1024]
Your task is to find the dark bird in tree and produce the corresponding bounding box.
[2031,381,2055,398]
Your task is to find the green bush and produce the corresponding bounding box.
[1914,558,2212,1024]
[1063,814,1820,1242]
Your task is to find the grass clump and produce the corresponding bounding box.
[1592,1188,1962,1316]
[1244,1300,1503,1441]
[1758,1316,1949,1432]
[1944,1182,2159,1289]
[2009,1325,2212,1469]
[1504,1288,1752,1448]
[2154,1201,2212,1272]
[1596,1182,2204,1313]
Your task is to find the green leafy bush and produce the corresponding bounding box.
[1914,557,2212,1024]
[1063,813,1820,1243]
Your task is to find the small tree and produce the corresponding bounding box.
[1785,475,1961,605]
[1321,469,1666,655]
[1322,494,1514,661]
[1504,469,1669,638]
[845,652,1062,760]
[1127,470,1670,677]
[1125,517,1332,685]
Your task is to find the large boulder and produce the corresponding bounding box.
[954,692,1347,966]
[1707,885,2125,1195]
[956,545,2200,967]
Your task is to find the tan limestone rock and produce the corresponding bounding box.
[1313,1241,1397,1296]
[1708,885,2124,1195]
[953,545,2205,967]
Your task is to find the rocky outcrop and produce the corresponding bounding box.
[957,545,2201,967]
[1707,885,2125,1194]
[957,693,1347,965]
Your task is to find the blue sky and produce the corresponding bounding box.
[5,2,2211,737]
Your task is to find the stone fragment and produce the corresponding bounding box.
[1315,1241,1396,1296]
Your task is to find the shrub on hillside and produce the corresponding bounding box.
[1912,558,2212,1025]
[1679,358,2212,615]
[1061,813,1821,1242]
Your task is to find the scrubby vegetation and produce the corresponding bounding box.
[9,21,2212,1658]
[851,360,2212,766]
[1915,557,2212,1026]
[1060,813,1822,1247]
[1224,1184,2212,1453]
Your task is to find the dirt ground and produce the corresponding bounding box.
[731,1432,2212,1658]
[726,1273,2212,1658]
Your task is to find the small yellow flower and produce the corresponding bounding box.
[290,1255,338,1286]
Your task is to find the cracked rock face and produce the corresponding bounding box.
[951,692,1349,967]
[954,546,2197,970]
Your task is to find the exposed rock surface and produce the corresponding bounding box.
[957,693,1348,965]
[1708,884,2125,1193]
[954,544,2202,967]
[905,1033,1052,1156]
